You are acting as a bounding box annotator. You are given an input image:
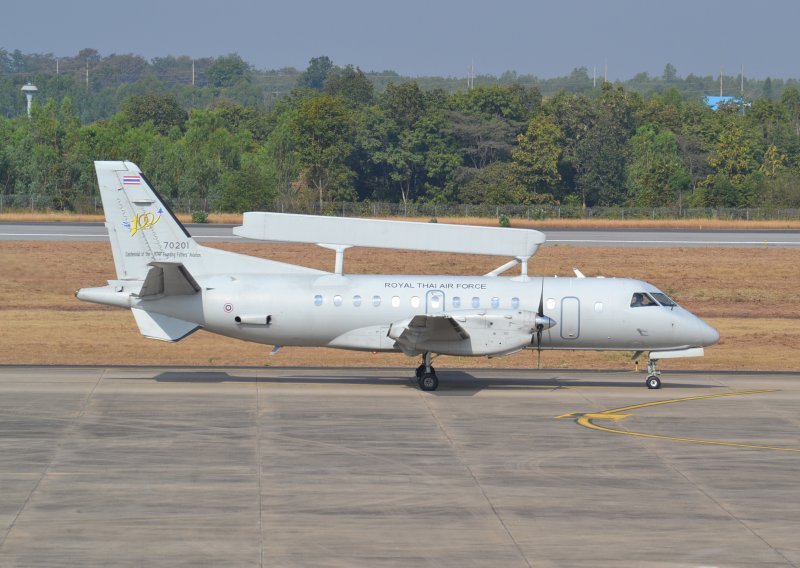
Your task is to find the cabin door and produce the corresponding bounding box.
[560,297,580,339]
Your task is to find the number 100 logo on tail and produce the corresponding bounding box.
[130,212,161,236]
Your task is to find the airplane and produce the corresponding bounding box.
[77,161,720,391]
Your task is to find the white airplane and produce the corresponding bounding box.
[77,161,720,391]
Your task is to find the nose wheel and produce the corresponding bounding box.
[645,358,662,389]
[646,375,661,389]
[415,352,438,391]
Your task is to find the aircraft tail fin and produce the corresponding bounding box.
[95,161,196,280]
[95,160,326,280]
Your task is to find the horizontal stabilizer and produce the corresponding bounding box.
[137,262,200,298]
[131,308,200,342]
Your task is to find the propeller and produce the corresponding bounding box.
[535,279,545,368]
[533,279,556,369]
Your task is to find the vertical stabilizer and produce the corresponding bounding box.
[95,160,325,280]
[96,161,195,280]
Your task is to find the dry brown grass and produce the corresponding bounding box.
[1,240,798,370]
[2,211,800,230]
[0,212,111,223]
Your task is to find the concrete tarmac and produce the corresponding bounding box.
[0,366,798,567]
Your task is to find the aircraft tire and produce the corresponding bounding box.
[419,373,439,392]
[646,375,661,389]
[415,364,425,378]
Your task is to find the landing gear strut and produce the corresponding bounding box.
[645,358,662,389]
[416,352,438,391]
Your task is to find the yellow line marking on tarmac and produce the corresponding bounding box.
[558,389,800,453]
[583,413,629,420]
[554,412,578,419]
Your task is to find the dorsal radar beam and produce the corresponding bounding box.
[234,213,546,276]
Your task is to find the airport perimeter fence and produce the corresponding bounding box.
[1,194,800,221]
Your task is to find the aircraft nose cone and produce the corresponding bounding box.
[696,319,720,347]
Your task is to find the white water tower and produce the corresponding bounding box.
[21,83,38,118]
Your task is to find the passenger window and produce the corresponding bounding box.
[372,295,381,307]
[630,293,658,307]
[511,297,520,309]
[472,297,480,308]
[314,294,323,306]
[595,301,603,313]
[333,295,343,307]
[452,296,461,308]
[491,297,500,309]
[411,296,420,308]
[353,295,362,307]
[391,296,400,308]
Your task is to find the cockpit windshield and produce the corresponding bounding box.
[630,292,658,307]
[651,292,677,307]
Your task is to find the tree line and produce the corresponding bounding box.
[4,48,800,120]
[2,51,800,212]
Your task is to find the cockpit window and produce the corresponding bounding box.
[651,292,676,307]
[630,292,658,307]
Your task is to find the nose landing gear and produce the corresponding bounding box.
[645,358,661,389]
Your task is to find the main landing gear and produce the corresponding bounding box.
[415,352,438,391]
[645,358,662,390]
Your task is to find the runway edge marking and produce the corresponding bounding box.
[557,389,800,453]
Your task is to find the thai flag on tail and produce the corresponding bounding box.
[122,175,141,185]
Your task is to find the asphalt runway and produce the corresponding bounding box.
[1,366,798,567]
[1,221,800,247]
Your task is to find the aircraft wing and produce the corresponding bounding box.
[389,315,470,354]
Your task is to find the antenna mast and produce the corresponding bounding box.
[740,64,744,95]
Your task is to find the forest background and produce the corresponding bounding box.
[2,48,800,215]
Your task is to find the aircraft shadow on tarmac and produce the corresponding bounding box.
[150,370,717,396]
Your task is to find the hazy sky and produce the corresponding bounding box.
[3,0,798,80]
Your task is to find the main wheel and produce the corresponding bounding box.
[415,364,425,378]
[646,375,661,389]
[418,373,439,391]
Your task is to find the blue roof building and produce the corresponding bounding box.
[704,96,743,110]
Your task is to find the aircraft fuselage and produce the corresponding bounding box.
[152,273,720,356]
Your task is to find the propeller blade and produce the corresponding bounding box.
[536,279,544,368]
[537,279,544,317]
